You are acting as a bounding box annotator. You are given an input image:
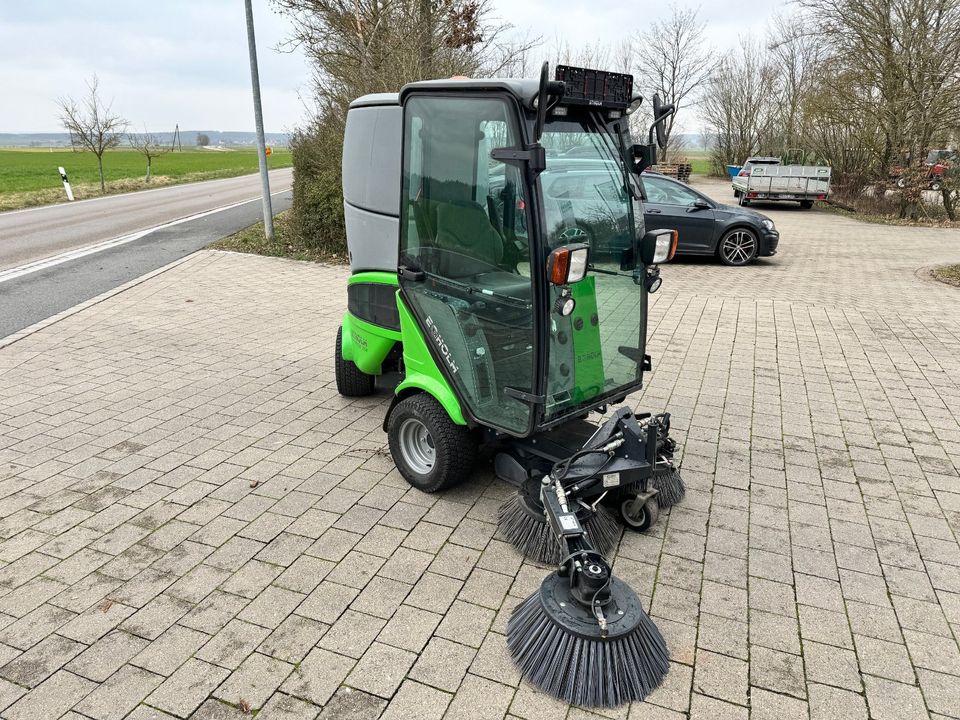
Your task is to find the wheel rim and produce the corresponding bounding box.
[397,418,435,475]
[620,498,647,528]
[721,230,756,265]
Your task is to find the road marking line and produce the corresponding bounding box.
[0,189,289,285]
[0,168,292,217]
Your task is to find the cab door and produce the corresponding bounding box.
[398,94,536,436]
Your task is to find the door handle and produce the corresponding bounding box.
[398,265,425,281]
[646,208,662,214]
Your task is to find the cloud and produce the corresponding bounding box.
[0,0,310,132]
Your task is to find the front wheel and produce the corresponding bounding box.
[718,228,759,266]
[619,495,659,532]
[387,393,476,492]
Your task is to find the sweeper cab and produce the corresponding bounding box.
[338,62,681,708]
[338,63,680,524]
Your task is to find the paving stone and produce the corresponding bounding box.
[377,604,441,653]
[66,629,150,682]
[258,614,327,664]
[443,673,514,720]
[74,663,164,720]
[807,682,868,720]
[146,658,231,718]
[214,651,294,710]
[692,649,748,706]
[197,619,271,669]
[4,669,96,720]
[749,646,806,698]
[130,623,209,676]
[853,634,916,683]
[435,600,495,649]
[259,692,321,720]
[280,646,355,706]
[863,674,929,720]
[409,636,477,692]
[749,687,808,720]
[380,679,451,720]
[804,640,862,691]
[0,632,86,687]
[917,667,960,717]
[121,594,192,640]
[687,692,748,720]
[345,641,416,698]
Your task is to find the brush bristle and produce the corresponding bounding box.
[507,584,670,707]
[497,494,621,564]
[653,467,685,507]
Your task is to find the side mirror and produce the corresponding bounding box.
[547,243,590,285]
[640,229,677,265]
[687,198,711,212]
[647,93,675,150]
[630,143,657,174]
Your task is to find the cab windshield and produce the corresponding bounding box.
[539,112,647,419]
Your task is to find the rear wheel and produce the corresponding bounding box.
[335,326,375,397]
[734,189,742,199]
[718,228,759,266]
[387,393,476,492]
[738,193,750,206]
[800,200,814,209]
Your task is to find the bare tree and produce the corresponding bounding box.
[56,75,127,192]
[128,130,171,182]
[702,37,779,173]
[633,5,715,162]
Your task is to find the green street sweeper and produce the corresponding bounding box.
[336,62,683,707]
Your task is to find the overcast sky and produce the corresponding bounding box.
[0,0,787,134]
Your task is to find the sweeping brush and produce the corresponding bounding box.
[497,492,621,564]
[652,465,685,507]
[507,562,670,707]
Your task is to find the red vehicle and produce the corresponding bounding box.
[892,149,956,190]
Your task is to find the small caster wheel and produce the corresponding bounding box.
[619,494,659,532]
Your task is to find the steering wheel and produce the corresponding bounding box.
[558,225,593,243]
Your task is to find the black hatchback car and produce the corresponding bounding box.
[641,173,780,266]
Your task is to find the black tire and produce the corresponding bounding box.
[619,495,659,532]
[387,393,476,492]
[717,227,759,266]
[335,326,375,397]
[800,200,814,210]
[738,193,750,206]
[734,189,742,198]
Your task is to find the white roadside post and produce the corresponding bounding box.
[58,167,75,201]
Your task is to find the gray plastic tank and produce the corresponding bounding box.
[342,93,402,273]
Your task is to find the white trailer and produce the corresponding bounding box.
[732,163,831,209]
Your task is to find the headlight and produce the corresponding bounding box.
[761,219,776,231]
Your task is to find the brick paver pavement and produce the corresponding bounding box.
[0,179,958,719]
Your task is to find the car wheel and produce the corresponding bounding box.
[800,200,814,209]
[738,193,750,206]
[734,189,742,198]
[387,393,476,493]
[718,228,759,266]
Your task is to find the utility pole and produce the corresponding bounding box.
[244,0,274,239]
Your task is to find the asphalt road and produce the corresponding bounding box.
[0,171,293,339]
[0,168,293,271]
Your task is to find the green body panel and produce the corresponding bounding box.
[342,272,401,375]
[347,271,399,287]
[341,312,399,375]
[569,277,605,404]
[395,296,467,426]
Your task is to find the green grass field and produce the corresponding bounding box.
[0,147,292,210]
